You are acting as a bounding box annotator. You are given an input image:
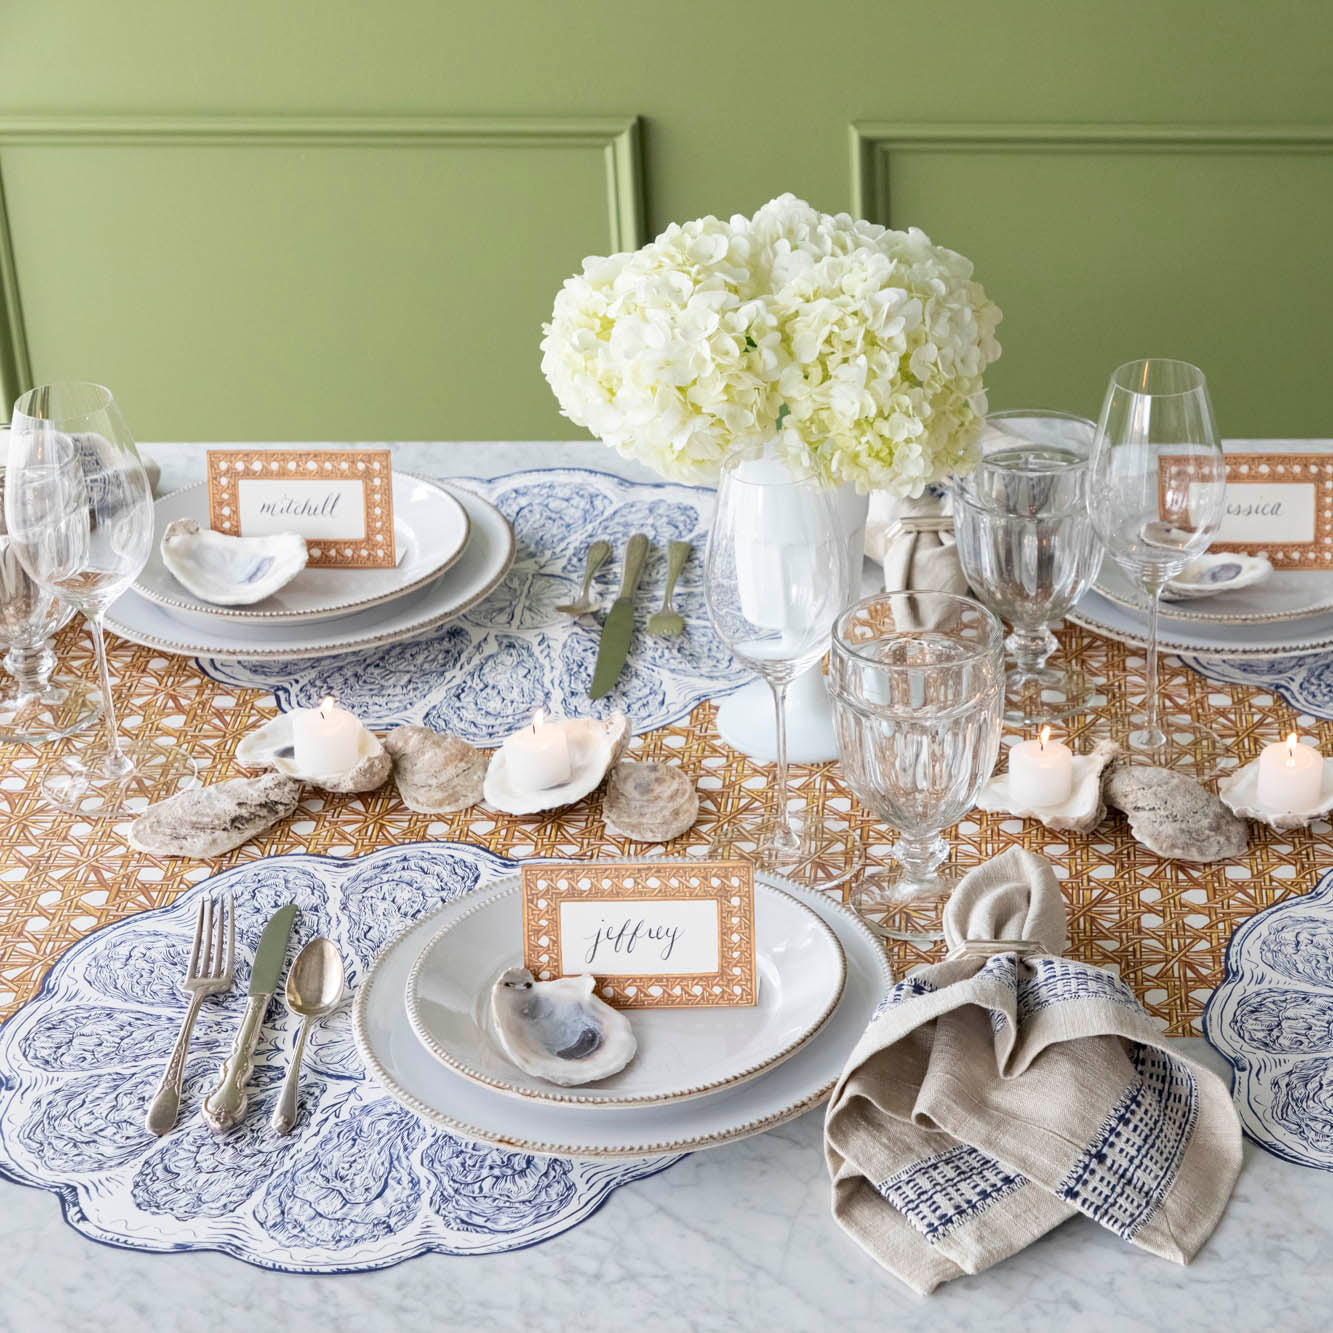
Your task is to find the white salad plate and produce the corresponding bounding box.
[1068,586,1333,659]
[134,474,471,624]
[353,873,892,1158]
[1094,557,1333,626]
[104,483,514,660]
[404,876,847,1110]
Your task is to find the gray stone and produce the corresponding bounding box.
[127,773,303,859]
[1105,764,1249,862]
[602,760,699,843]
[384,725,486,813]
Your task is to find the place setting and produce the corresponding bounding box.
[3,187,1333,1310]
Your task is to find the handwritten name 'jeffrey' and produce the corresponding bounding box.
[583,917,682,965]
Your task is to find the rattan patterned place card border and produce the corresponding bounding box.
[521,861,758,1009]
[205,448,395,568]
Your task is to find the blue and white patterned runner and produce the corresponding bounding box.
[0,843,679,1272]
[199,469,747,743]
[1204,865,1333,1171]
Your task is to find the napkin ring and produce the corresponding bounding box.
[883,515,955,542]
[946,938,1043,961]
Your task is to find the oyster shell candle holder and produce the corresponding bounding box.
[483,711,630,816]
[975,739,1119,833]
[1105,764,1248,862]
[161,518,308,606]
[602,760,699,842]
[237,698,391,794]
[1218,734,1333,830]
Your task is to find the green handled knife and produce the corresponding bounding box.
[202,903,297,1133]
[589,533,650,699]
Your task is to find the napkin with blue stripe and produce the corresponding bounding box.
[824,847,1242,1294]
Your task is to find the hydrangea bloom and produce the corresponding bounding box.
[541,194,1002,496]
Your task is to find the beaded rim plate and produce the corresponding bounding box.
[1093,558,1333,626]
[134,474,471,623]
[354,871,891,1157]
[403,875,847,1109]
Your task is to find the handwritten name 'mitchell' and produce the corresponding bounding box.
[257,492,343,519]
[583,917,682,965]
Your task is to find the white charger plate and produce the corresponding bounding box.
[1068,585,1333,658]
[104,483,514,660]
[404,876,847,1109]
[134,474,470,624]
[1094,558,1333,626]
[353,872,891,1158]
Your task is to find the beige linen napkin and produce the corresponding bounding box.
[864,488,968,597]
[824,847,1243,1296]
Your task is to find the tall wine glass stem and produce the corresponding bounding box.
[767,674,799,855]
[1140,579,1166,750]
[86,610,131,778]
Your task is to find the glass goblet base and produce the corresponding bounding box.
[709,801,862,889]
[848,833,953,943]
[1003,664,1093,728]
[41,735,201,818]
[1113,712,1231,782]
[0,673,100,745]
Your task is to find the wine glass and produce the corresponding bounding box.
[705,452,849,879]
[953,410,1103,727]
[829,591,1004,941]
[0,424,100,743]
[5,383,199,815]
[1088,359,1227,776]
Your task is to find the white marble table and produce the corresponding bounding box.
[2,442,1330,1333]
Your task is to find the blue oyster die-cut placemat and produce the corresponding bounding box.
[198,468,749,743]
[1204,865,1333,1171]
[1183,653,1333,721]
[0,842,680,1272]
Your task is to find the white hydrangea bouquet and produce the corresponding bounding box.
[540,193,1002,497]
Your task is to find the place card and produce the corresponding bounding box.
[1161,449,1333,570]
[205,448,395,569]
[521,861,758,1008]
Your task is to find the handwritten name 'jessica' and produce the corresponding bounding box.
[583,917,682,965]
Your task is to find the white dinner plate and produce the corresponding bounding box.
[404,876,847,1109]
[1094,558,1333,626]
[104,483,514,660]
[1068,585,1333,658]
[134,474,471,624]
[353,873,892,1158]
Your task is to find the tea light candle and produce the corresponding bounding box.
[1009,726,1073,807]
[502,709,573,790]
[291,696,364,775]
[1257,732,1324,812]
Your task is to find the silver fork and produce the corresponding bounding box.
[145,894,235,1136]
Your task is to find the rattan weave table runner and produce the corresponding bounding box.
[0,620,1327,1038]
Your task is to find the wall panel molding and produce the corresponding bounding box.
[0,114,644,416]
[850,121,1333,221]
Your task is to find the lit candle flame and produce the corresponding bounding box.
[1286,732,1300,765]
[1039,725,1052,750]
[318,695,335,719]
[532,708,546,734]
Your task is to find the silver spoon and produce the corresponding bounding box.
[556,539,612,617]
[271,937,344,1136]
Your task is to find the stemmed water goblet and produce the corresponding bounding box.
[5,383,199,815]
[1088,359,1227,777]
[952,410,1102,727]
[705,451,849,880]
[829,591,1005,941]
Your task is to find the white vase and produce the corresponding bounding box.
[715,479,870,764]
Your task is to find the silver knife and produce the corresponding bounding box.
[201,903,298,1133]
[589,533,650,699]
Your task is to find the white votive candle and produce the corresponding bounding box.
[291,696,364,775]
[502,709,572,790]
[1008,726,1074,807]
[1256,732,1323,812]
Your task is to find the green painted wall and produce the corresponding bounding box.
[2,0,1331,440]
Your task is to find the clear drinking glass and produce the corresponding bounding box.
[1088,359,1227,776]
[953,410,1102,727]
[5,384,199,815]
[705,452,849,879]
[0,424,100,743]
[829,591,1004,941]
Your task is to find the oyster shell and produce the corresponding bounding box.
[127,773,302,859]
[1105,764,1249,861]
[1162,552,1272,601]
[236,710,391,794]
[603,760,699,842]
[975,740,1120,834]
[1218,756,1333,830]
[384,725,486,813]
[161,518,308,606]
[491,967,636,1086]
[483,712,630,815]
